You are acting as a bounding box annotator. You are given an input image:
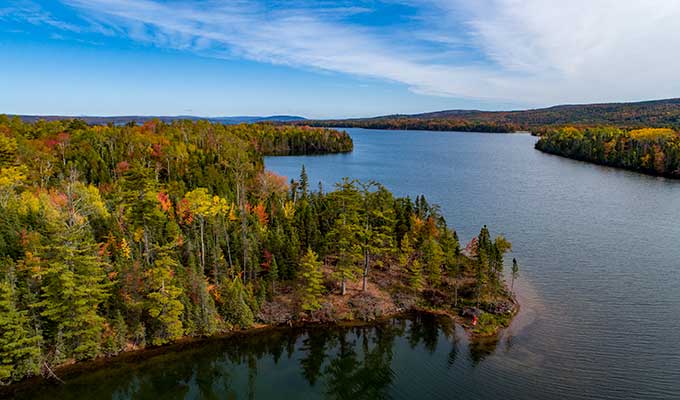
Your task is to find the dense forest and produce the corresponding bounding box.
[0,116,513,385]
[299,118,517,133]
[300,98,680,132]
[535,127,680,178]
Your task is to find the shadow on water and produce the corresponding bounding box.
[9,313,500,400]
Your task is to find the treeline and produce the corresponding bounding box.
[535,126,680,178]
[298,98,680,132]
[299,118,517,133]
[0,117,510,384]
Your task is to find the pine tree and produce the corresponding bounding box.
[0,279,42,384]
[359,182,396,291]
[218,276,255,328]
[409,259,424,291]
[145,253,184,346]
[37,223,109,360]
[299,165,309,197]
[298,249,324,312]
[511,258,520,293]
[326,178,362,295]
[422,238,444,286]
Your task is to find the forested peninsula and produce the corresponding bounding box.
[535,127,680,178]
[0,116,517,387]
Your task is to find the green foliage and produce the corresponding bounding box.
[0,117,507,382]
[298,249,325,312]
[218,277,255,329]
[511,258,520,292]
[422,238,444,285]
[326,179,363,295]
[35,219,109,361]
[535,126,680,178]
[0,278,42,384]
[145,254,184,346]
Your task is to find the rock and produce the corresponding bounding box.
[461,307,483,317]
[485,301,514,315]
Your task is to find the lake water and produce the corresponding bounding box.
[267,129,680,399]
[13,129,680,399]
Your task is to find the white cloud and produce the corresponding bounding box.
[54,0,680,106]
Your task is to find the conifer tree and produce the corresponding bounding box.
[145,252,184,346]
[511,258,520,293]
[422,238,444,286]
[36,179,110,361]
[0,278,42,384]
[407,260,423,291]
[359,182,396,291]
[298,249,324,312]
[326,179,362,295]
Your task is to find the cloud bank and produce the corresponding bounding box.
[9,0,680,106]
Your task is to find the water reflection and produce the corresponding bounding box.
[13,314,505,400]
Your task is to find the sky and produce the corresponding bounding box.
[1,1,680,119]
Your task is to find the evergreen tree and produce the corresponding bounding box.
[298,249,325,312]
[422,238,444,286]
[326,179,362,295]
[409,259,424,291]
[0,278,42,384]
[359,182,396,291]
[36,221,109,360]
[218,276,255,328]
[511,258,520,293]
[145,251,184,346]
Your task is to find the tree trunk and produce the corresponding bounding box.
[200,217,205,271]
[341,273,346,296]
[362,250,369,291]
[224,224,233,271]
[454,280,458,307]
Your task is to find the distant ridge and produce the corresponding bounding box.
[12,114,306,125]
[300,98,680,132]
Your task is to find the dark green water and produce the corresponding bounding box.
[12,129,680,399]
[14,314,496,400]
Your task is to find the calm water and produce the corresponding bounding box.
[15,129,680,399]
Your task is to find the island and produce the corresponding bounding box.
[0,116,518,390]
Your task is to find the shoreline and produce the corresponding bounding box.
[0,298,518,397]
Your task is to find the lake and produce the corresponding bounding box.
[14,129,680,399]
[267,129,680,399]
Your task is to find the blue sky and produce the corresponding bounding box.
[2,1,680,118]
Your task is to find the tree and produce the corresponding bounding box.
[36,223,110,360]
[35,179,110,361]
[511,258,520,293]
[0,278,42,384]
[326,179,362,295]
[298,249,324,312]
[475,245,488,309]
[218,276,255,328]
[422,238,444,286]
[359,182,395,291]
[145,251,184,346]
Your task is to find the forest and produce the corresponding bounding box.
[534,126,680,178]
[298,118,517,133]
[0,116,513,385]
[300,97,680,132]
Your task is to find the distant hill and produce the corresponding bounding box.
[300,98,680,132]
[13,114,306,125]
